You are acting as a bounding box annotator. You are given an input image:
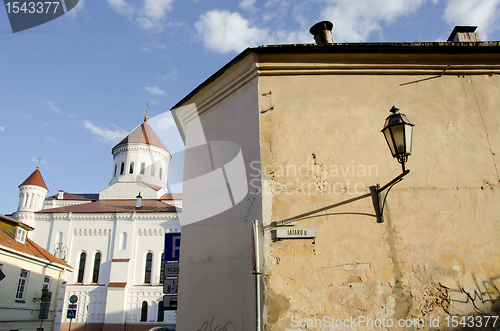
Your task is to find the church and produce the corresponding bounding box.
[13,114,181,331]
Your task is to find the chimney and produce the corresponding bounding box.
[136,193,142,209]
[58,190,64,199]
[447,26,480,42]
[310,21,334,44]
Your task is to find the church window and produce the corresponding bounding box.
[159,168,162,180]
[129,162,134,174]
[120,163,125,175]
[140,162,145,175]
[77,252,86,283]
[144,252,153,284]
[114,164,117,176]
[140,301,148,322]
[157,301,164,322]
[151,164,155,177]
[120,232,127,250]
[92,252,101,283]
[160,252,165,284]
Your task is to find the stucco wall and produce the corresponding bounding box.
[259,71,500,330]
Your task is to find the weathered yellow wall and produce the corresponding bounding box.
[259,71,500,330]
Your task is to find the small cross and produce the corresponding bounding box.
[37,156,42,169]
[145,103,149,121]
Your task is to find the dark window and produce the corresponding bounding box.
[144,252,152,283]
[120,162,125,175]
[114,164,117,176]
[151,164,155,177]
[157,301,164,322]
[140,162,145,175]
[92,252,101,283]
[77,252,86,283]
[129,162,134,174]
[160,253,165,284]
[159,168,162,180]
[140,301,148,322]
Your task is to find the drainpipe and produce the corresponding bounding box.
[252,220,262,331]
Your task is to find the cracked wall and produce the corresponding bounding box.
[259,72,500,330]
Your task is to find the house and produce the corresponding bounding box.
[12,115,182,331]
[171,24,500,330]
[0,213,72,331]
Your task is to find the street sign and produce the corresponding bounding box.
[165,262,179,276]
[163,278,178,294]
[163,295,177,311]
[0,269,5,282]
[164,233,181,261]
[69,295,78,303]
[273,227,317,239]
[67,309,76,319]
[68,304,77,309]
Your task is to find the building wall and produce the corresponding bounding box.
[258,64,500,329]
[0,247,69,331]
[174,54,262,331]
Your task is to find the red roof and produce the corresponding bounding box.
[38,199,179,213]
[19,168,48,190]
[0,215,71,268]
[160,193,183,200]
[114,119,168,152]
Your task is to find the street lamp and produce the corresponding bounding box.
[381,106,415,172]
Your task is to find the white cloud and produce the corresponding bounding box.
[142,42,167,51]
[45,101,61,114]
[66,0,85,18]
[319,0,427,42]
[443,0,500,40]
[31,157,52,167]
[0,127,4,131]
[145,86,167,96]
[83,121,128,143]
[195,10,272,53]
[239,0,256,11]
[106,0,174,32]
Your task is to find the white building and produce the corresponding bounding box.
[13,116,181,331]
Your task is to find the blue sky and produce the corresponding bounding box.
[1,0,500,214]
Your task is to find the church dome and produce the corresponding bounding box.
[19,168,48,190]
[17,167,49,214]
[113,119,169,153]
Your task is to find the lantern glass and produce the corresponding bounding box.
[405,124,413,155]
[381,106,414,168]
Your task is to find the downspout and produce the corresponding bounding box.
[252,220,262,331]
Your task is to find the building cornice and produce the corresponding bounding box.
[0,244,72,271]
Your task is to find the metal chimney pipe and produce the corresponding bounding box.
[309,21,334,44]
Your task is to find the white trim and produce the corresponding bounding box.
[0,244,70,271]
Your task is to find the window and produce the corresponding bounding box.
[160,253,165,284]
[140,162,145,175]
[120,232,127,250]
[92,252,101,283]
[120,162,125,175]
[159,168,162,180]
[114,164,118,177]
[129,162,134,174]
[144,252,152,284]
[77,252,86,283]
[151,164,155,177]
[16,228,26,244]
[157,301,164,322]
[43,276,52,290]
[140,301,148,322]
[15,269,29,301]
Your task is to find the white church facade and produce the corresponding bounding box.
[13,116,181,331]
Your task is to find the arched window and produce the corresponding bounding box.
[140,301,148,322]
[92,252,101,283]
[129,162,134,174]
[77,252,86,283]
[140,162,145,175]
[157,301,164,322]
[55,231,63,246]
[159,168,162,180]
[151,164,155,177]
[160,252,165,284]
[120,232,127,250]
[120,162,125,175]
[144,252,152,284]
[114,164,118,177]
